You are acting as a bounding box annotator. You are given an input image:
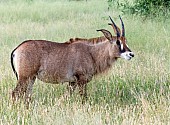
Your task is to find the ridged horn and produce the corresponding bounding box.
[119,15,125,37]
[109,16,120,37]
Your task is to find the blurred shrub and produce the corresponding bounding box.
[108,0,170,19]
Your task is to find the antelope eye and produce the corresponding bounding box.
[116,40,121,46]
[116,40,126,53]
[116,40,121,51]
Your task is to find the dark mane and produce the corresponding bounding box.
[65,36,107,45]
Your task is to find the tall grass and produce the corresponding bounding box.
[0,0,170,124]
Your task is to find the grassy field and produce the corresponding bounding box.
[0,0,170,124]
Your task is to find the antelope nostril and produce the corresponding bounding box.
[129,53,134,57]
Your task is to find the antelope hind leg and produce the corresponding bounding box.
[12,76,35,106]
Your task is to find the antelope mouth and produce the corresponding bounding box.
[121,52,134,60]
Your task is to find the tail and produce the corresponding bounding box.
[11,50,18,80]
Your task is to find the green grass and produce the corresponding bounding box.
[0,0,170,124]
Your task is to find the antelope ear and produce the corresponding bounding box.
[97,29,113,42]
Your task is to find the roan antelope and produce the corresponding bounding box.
[11,16,134,105]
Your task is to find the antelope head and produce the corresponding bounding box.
[97,16,134,60]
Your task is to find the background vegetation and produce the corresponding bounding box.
[108,0,170,19]
[0,0,170,124]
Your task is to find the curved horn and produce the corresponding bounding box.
[109,16,120,37]
[119,15,125,37]
[108,23,121,36]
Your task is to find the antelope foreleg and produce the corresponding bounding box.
[67,82,77,96]
[77,80,88,104]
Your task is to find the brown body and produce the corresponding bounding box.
[11,16,134,104]
[13,39,119,82]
